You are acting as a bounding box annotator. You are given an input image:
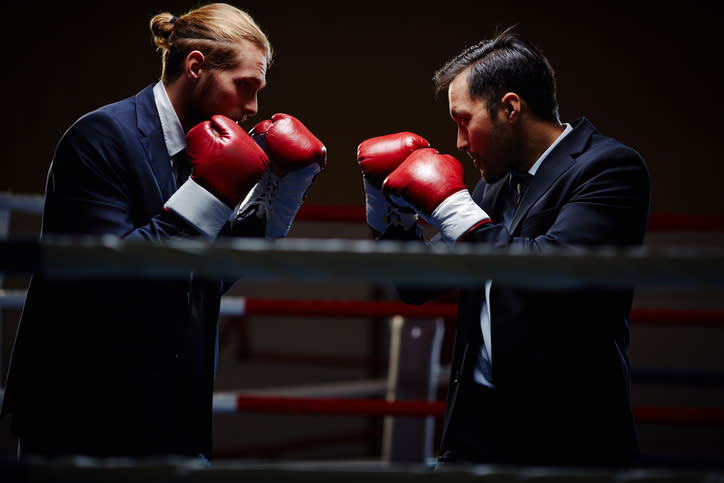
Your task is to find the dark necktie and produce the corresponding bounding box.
[172,149,191,188]
[509,171,532,208]
[503,171,532,231]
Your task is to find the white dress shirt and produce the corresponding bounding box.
[474,123,573,388]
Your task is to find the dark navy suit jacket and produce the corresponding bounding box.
[402,118,651,466]
[2,84,240,458]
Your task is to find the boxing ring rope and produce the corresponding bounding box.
[214,394,724,425]
[2,236,723,288]
[2,192,724,470]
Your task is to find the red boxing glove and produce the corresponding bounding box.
[357,132,430,236]
[164,115,269,240]
[236,113,327,238]
[188,115,270,207]
[383,148,490,245]
[250,113,327,174]
[357,131,430,188]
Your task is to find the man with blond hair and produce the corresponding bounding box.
[2,3,326,460]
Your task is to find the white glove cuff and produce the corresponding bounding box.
[430,189,490,247]
[269,163,321,238]
[164,178,233,241]
[364,179,417,234]
[276,163,321,205]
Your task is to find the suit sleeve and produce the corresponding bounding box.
[42,111,199,241]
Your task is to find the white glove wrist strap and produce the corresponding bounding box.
[237,164,321,239]
[270,163,321,238]
[364,179,417,233]
[430,189,490,246]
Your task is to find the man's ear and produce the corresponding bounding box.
[500,92,521,121]
[185,50,206,81]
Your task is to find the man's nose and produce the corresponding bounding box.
[456,129,468,151]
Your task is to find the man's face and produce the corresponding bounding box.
[448,68,516,184]
[190,40,268,128]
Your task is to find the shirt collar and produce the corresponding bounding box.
[153,81,186,158]
[528,122,573,176]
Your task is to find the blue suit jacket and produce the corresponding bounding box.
[2,84,237,458]
[402,118,651,466]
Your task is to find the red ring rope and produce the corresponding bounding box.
[226,395,724,424]
[232,395,445,417]
[235,298,724,327]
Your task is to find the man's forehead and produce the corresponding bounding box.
[233,44,269,78]
[448,79,470,114]
[448,69,471,99]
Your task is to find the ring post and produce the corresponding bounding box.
[382,315,444,464]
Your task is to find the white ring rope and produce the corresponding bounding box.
[0,192,44,214]
[0,193,724,290]
[0,289,28,309]
[2,191,723,288]
[1,235,722,289]
[213,379,391,413]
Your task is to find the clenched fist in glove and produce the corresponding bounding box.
[383,147,490,246]
[357,132,429,238]
[164,114,270,240]
[235,113,327,238]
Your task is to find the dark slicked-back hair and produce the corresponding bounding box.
[433,26,560,122]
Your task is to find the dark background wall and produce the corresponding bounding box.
[3,1,723,216]
[2,0,723,465]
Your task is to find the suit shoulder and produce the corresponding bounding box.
[569,118,644,166]
[579,131,647,173]
[52,92,146,174]
[72,95,137,133]
[57,94,145,160]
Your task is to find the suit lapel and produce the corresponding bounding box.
[135,84,177,201]
[508,118,596,233]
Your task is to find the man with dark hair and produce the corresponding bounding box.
[358,26,650,467]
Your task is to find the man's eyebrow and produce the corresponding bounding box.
[242,76,266,89]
